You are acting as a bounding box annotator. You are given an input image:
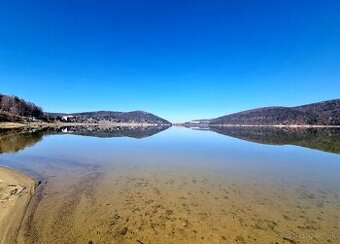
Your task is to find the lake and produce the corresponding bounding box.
[0,126,339,244]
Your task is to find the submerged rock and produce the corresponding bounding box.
[119,227,128,235]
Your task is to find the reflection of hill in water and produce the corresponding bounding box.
[51,125,171,138]
[210,126,340,154]
[0,128,46,154]
[0,125,170,154]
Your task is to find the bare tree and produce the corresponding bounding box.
[0,94,44,119]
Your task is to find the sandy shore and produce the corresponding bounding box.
[0,122,53,129]
[0,166,36,244]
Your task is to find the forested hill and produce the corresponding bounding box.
[0,94,44,122]
[210,99,340,126]
[44,111,171,125]
[0,94,171,125]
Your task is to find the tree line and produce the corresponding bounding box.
[0,94,44,118]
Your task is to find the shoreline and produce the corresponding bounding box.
[2,122,339,130]
[175,124,340,128]
[0,166,37,244]
[209,124,340,128]
[0,122,172,129]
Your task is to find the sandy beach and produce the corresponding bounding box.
[0,166,36,244]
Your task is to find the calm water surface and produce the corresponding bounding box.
[0,126,339,244]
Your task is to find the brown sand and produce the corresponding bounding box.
[20,164,339,244]
[0,167,35,244]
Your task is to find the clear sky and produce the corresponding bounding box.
[1,0,340,122]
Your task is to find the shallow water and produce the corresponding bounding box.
[0,126,339,243]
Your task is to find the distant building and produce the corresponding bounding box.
[61,115,73,121]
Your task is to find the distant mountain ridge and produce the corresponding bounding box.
[210,99,340,126]
[179,119,210,127]
[0,94,171,125]
[45,110,171,125]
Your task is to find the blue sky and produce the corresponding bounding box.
[1,0,340,122]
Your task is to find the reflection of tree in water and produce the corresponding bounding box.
[210,126,340,154]
[0,125,171,154]
[50,125,171,139]
[0,128,46,154]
